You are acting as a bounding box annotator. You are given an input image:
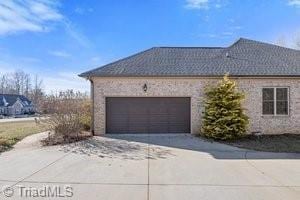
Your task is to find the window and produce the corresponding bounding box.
[262,87,289,115]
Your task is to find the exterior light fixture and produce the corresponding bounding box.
[143,84,147,92]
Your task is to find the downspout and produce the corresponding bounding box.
[90,78,95,136]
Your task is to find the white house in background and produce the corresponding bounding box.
[0,94,35,116]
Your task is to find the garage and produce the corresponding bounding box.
[106,97,191,134]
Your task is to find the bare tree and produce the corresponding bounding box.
[12,70,23,94]
[0,70,44,109]
[0,75,7,94]
[275,35,286,47]
[294,34,300,50]
[24,74,31,96]
[30,74,44,112]
[275,33,300,50]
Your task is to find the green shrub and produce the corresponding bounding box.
[201,74,249,140]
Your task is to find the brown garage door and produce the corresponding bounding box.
[106,97,190,134]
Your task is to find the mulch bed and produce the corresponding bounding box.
[41,131,92,146]
[219,134,300,153]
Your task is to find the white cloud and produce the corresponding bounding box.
[221,31,233,36]
[288,0,300,7]
[63,21,91,48]
[185,0,209,9]
[0,55,89,93]
[228,18,235,23]
[198,31,234,39]
[20,56,41,63]
[0,66,89,93]
[74,7,93,15]
[29,0,62,20]
[0,66,15,75]
[227,18,243,31]
[0,0,63,35]
[49,50,71,58]
[43,71,89,93]
[74,7,84,15]
[207,33,217,38]
[91,56,100,62]
[215,3,222,8]
[230,25,242,30]
[197,33,217,38]
[58,72,78,79]
[185,0,226,10]
[0,47,90,93]
[0,1,91,48]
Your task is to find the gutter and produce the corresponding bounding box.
[79,75,300,79]
[79,75,95,136]
[90,78,95,136]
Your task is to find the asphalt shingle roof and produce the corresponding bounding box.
[0,94,32,107]
[79,38,300,77]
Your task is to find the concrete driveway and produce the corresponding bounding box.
[0,133,299,200]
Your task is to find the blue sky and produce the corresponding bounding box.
[0,0,300,93]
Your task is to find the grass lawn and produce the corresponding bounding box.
[221,134,300,153]
[0,121,48,153]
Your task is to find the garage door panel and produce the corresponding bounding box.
[149,125,169,133]
[168,124,189,133]
[128,125,148,133]
[106,97,190,134]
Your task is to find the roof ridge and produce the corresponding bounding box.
[0,94,24,96]
[79,38,300,78]
[156,46,224,49]
[234,37,300,52]
[79,47,156,77]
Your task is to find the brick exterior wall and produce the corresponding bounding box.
[91,77,300,135]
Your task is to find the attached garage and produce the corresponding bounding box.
[80,38,300,135]
[106,97,191,134]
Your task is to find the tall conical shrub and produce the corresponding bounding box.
[201,74,249,140]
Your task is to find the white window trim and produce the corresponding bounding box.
[262,87,289,116]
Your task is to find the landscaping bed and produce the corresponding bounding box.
[41,131,91,146]
[220,134,300,153]
[0,121,48,153]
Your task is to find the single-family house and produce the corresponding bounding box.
[0,94,35,116]
[79,38,300,135]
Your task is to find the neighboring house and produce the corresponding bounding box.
[79,38,300,135]
[0,94,35,116]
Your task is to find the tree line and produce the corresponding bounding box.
[0,70,44,108]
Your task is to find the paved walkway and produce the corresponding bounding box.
[0,133,299,199]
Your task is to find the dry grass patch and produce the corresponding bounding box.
[0,121,48,152]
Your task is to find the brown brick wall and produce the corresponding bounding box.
[91,77,300,135]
